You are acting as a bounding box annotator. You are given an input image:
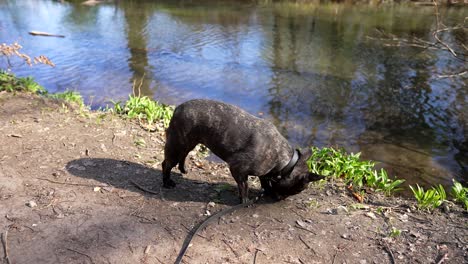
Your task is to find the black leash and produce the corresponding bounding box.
[174,194,262,264]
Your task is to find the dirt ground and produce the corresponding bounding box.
[0,92,466,264]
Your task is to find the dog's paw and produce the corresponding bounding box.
[163,179,176,188]
[178,164,187,174]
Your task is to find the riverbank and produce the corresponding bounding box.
[0,91,466,263]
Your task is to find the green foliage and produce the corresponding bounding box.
[409,184,447,211]
[112,95,174,127]
[307,147,404,195]
[389,227,401,238]
[451,180,468,210]
[367,169,406,196]
[0,70,45,94]
[49,90,84,107]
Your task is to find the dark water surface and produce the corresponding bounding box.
[1,0,467,186]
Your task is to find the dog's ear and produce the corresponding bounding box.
[308,172,325,182]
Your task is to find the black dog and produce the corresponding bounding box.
[162,99,323,203]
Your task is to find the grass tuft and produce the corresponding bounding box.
[306,147,404,196]
[111,95,174,128]
[409,184,447,211]
[451,180,468,211]
[49,90,84,108]
[0,70,46,94]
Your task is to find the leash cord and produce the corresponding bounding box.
[174,195,262,264]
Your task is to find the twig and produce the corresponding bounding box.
[36,177,107,187]
[65,248,95,264]
[332,251,338,264]
[222,239,239,258]
[298,235,317,256]
[130,180,159,195]
[295,225,317,235]
[253,249,259,264]
[382,241,396,264]
[1,231,11,264]
[155,256,165,264]
[436,70,467,79]
[436,253,449,264]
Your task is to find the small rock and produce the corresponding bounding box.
[100,143,108,152]
[399,214,409,222]
[341,233,351,240]
[102,187,113,192]
[26,201,37,208]
[207,201,216,208]
[252,214,259,218]
[296,220,307,227]
[336,205,348,214]
[93,187,101,192]
[442,201,450,213]
[366,212,377,219]
[359,260,367,264]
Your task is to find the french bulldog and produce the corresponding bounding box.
[162,99,323,203]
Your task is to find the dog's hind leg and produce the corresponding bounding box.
[177,143,197,174]
[162,159,177,188]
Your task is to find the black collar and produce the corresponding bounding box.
[279,149,300,177]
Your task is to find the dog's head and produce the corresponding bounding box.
[267,148,324,199]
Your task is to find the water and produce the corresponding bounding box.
[1,0,466,187]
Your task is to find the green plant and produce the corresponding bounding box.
[0,71,45,94]
[367,169,405,196]
[389,227,401,237]
[50,90,84,107]
[134,138,146,147]
[306,147,404,195]
[410,184,447,211]
[451,180,468,210]
[112,95,173,127]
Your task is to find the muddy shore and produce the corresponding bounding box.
[0,92,466,264]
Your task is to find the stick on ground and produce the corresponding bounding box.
[1,231,11,264]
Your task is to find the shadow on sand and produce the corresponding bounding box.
[66,158,266,205]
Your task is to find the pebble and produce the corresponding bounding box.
[26,200,37,208]
[341,233,351,240]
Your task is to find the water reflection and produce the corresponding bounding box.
[0,0,466,186]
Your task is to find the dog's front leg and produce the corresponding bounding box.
[237,180,249,204]
[231,170,249,204]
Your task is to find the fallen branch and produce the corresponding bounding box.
[436,70,467,79]
[29,31,65,38]
[1,231,11,264]
[36,177,107,187]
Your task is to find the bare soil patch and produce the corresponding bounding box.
[0,92,466,264]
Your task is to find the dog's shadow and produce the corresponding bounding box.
[65,158,251,205]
